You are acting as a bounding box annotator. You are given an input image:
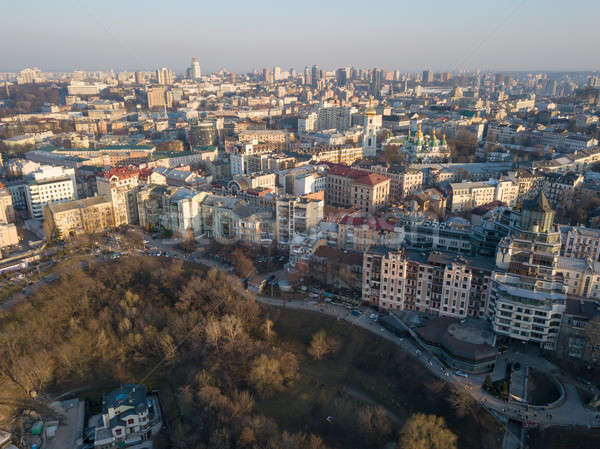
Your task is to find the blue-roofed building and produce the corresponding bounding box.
[94,384,150,448]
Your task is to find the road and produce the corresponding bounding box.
[10,235,600,431]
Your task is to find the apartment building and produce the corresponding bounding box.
[366,165,423,200]
[362,247,488,319]
[0,223,19,249]
[137,185,203,237]
[325,163,389,213]
[275,192,324,245]
[0,183,15,223]
[351,173,390,214]
[489,193,567,349]
[556,257,600,299]
[43,197,115,240]
[541,172,584,206]
[238,130,287,145]
[24,165,77,219]
[96,167,140,226]
[560,225,600,262]
[449,181,496,212]
[310,146,364,165]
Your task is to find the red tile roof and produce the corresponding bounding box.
[354,173,389,186]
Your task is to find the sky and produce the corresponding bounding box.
[1,0,599,74]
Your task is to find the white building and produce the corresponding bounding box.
[24,165,77,219]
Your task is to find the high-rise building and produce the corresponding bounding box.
[303,66,312,86]
[155,67,174,85]
[190,58,201,79]
[263,67,273,83]
[422,69,433,84]
[311,65,321,89]
[273,66,281,81]
[336,67,350,87]
[135,71,145,84]
[147,86,172,109]
[370,68,383,97]
[289,68,296,79]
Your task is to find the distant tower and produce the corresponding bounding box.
[362,100,380,157]
[191,58,201,79]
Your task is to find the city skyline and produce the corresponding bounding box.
[2,0,600,73]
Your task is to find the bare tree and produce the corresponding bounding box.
[398,413,457,449]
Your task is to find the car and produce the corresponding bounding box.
[350,310,361,317]
[455,370,469,378]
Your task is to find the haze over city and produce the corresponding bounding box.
[2,0,600,72]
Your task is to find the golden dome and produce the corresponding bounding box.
[366,98,376,116]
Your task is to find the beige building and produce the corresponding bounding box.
[96,167,140,226]
[366,165,423,200]
[0,222,19,249]
[351,173,390,214]
[238,130,288,145]
[362,248,483,319]
[310,146,364,166]
[325,163,390,213]
[449,181,496,212]
[44,197,115,239]
[0,184,15,223]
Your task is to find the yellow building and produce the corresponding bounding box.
[44,197,115,239]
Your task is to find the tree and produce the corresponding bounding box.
[262,319,276,340]
[447,387,479,421]
[248,353,298,398]
[358,406,392,445]
[179,227,197,253]
[398,413,457,449]
[231,248,256,279]
[289,260,310,289]
[308,330,331,360]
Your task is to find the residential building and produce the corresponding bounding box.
[0,222,19,249]
[362,248,485,319]
[489,193,567,349]
[0,183,15,223]
[367,165,423,200]
[93,384,151,449]
[560,225,600,262]
[325,163,389,213]
[24,165,77,219]
[43,197,115,240]
[275,192,324,245]
[449,181,496,212]
[557,298,600,362]
[96,167,140,226]
[541,172,584,206]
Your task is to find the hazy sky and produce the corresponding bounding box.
[1,0,599,73]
